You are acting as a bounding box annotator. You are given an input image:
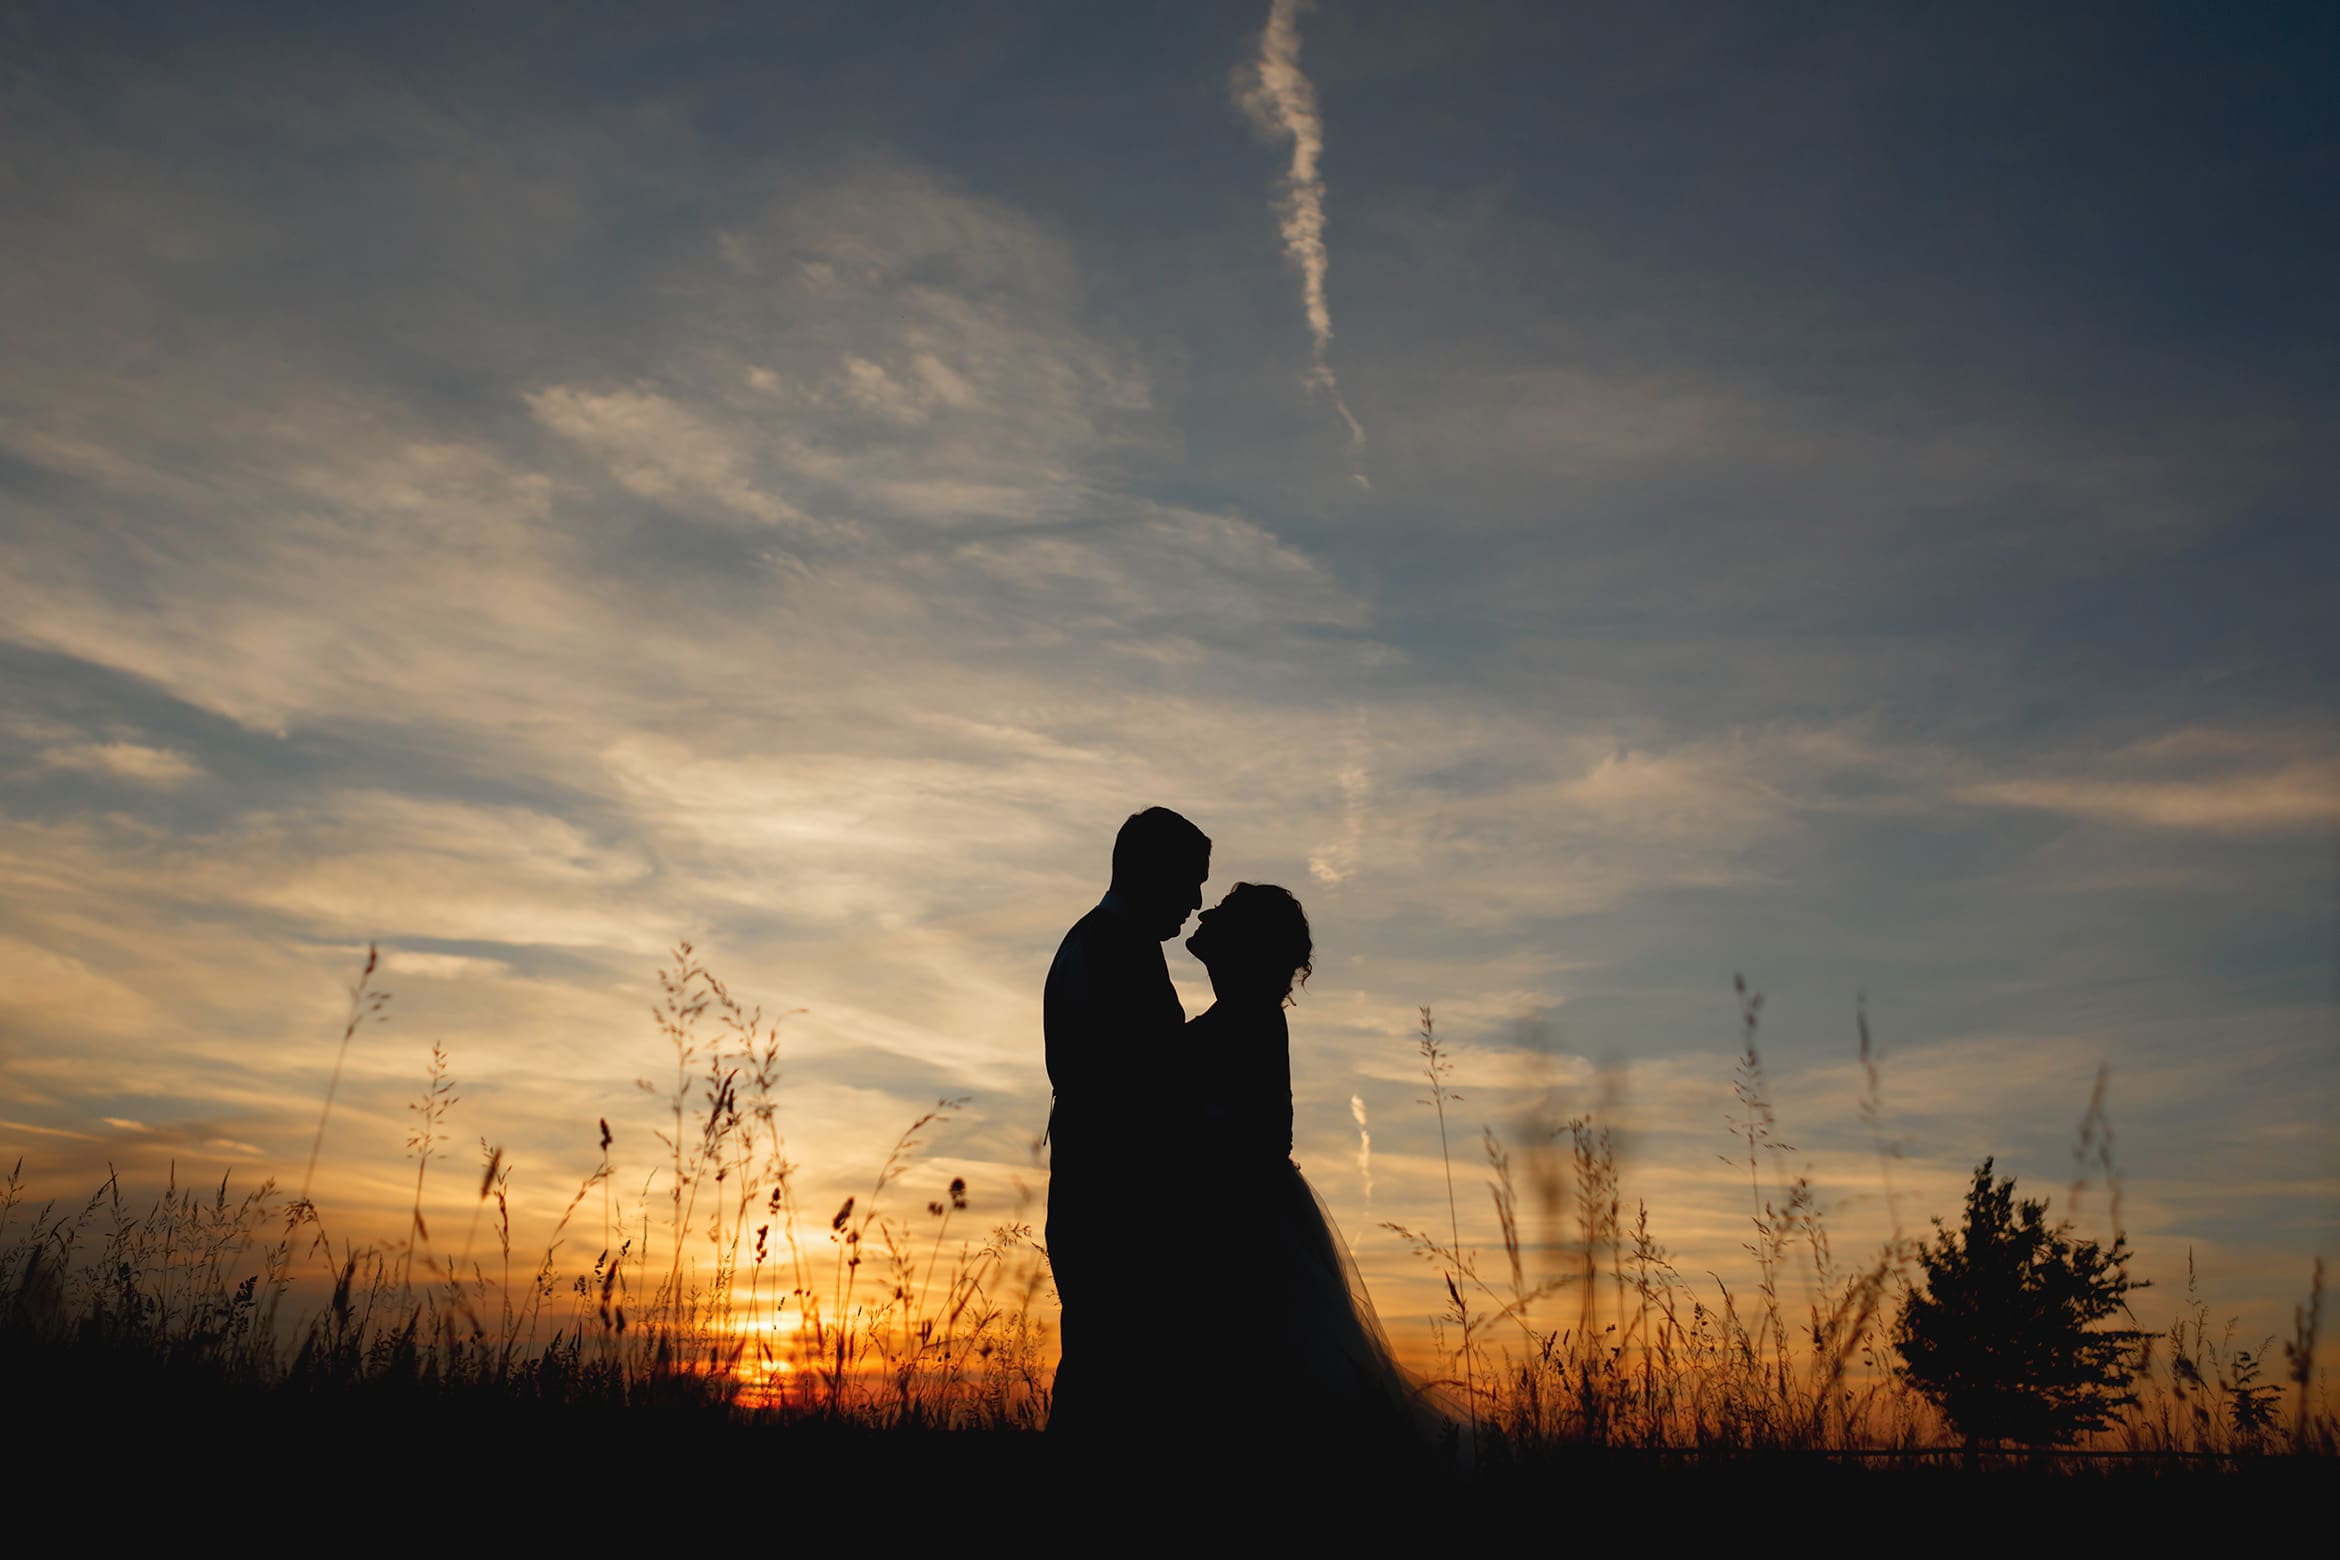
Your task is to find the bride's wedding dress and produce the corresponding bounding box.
[1188,1000,1453,1456]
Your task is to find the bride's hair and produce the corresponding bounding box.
[1224,882,1313,1006]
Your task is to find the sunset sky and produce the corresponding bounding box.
[2,1,2333,1363]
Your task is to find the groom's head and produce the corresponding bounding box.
[1110,806,1211,942]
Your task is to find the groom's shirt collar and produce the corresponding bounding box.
[1096,888,1134,920]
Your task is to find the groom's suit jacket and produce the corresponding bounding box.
[1043,891,1183,1289]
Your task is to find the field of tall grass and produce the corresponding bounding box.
[4,944,2331,1495]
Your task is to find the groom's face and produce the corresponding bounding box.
[1146,858,1207,942]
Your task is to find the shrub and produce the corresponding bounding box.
[1894,1159,2147,1446]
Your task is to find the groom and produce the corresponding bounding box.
[1044,806,1210,1437]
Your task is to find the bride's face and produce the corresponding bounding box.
[1187,893,1271,995]
[1184,894,1233,965]
[1187,882,1307,1006]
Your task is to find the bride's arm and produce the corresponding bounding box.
[1274,1034,1293,1158]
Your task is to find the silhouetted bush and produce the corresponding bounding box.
[1894,1159,2148,1446]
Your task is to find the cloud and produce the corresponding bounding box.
[1308,711,1371,885]
[1960,766,2340,834]
[1240,0,1366,453]
[382,950,513,981]
[37,740,201,787]
[526,384,814,531]
[1946,725,2340,835]
[0,1118,97,1142]
[1354,1043,1596,1094]
[0,930,166,1042]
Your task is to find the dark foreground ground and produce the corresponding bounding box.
[13,1336,2328,1542]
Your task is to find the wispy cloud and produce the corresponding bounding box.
[1308,709,1371,885]
[0,1118,97,1142]
[38,740,201,787]
[1961,767,2340,834]
[1241,0,1366,463]
[381,949,514,981]
[526,385,814,531]
[1958,729,2340,834]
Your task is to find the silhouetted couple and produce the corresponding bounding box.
[1043,807,1431,1480]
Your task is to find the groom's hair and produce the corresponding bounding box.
[1112,806,1210,885]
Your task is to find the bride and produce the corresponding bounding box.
[1183,882,1452,1467]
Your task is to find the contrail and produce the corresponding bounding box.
[1243,0,1366,461]
[1351,1093,1373,1202]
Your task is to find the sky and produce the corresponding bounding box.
[1,0,2334,1365]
